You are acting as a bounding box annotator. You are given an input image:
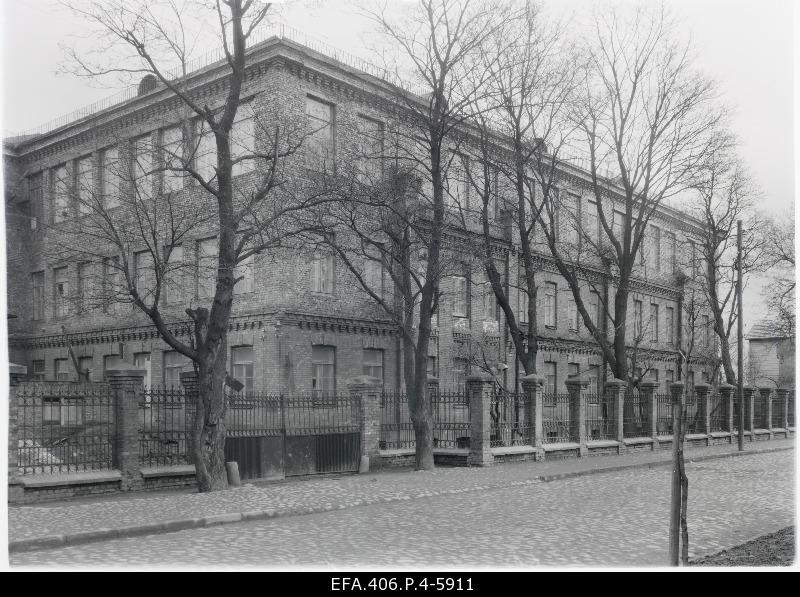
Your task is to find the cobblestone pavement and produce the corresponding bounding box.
[11,449,795,568]
[9,440,792,543]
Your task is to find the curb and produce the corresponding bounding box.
[9,445,793,554]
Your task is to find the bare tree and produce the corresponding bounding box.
[761,214,795,337]
[55,0,328,491]
[534,4,720,384]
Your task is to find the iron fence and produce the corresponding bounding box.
[684,394,701,434]
[379,391,415,450]
[542,392,572,443]
[432,389,471,449]
[789,392,795,428]
[139,387,194,467]
[225,392,284,436]
[708,393,728,432]
[771,394,785,428]
[16,382,115,475]
[490,391,531,447]
[655,393,673,436]
[753,392,769,429]
[623,389,648,438]
[585,394,614,440]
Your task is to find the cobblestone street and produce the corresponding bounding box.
[11,449,794,568]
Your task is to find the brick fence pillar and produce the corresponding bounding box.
[347,375,383,472]
[8,363,27,503]
[639,381,660,447]
[565,374,589,456]
[106,367,147,491]
[693,382,711,436]
[180,370,199,464]
[521,374,545,461]
[775,388,790,430]
[759,387,774,437]
[742,386,756,439]
[605,378,627,446]
[467,374,493,467]
[718,383,735,439]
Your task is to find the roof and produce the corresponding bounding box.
[747,319,794,340]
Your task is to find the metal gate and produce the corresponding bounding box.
[224,393,362,481]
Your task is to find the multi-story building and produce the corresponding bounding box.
[4,33,717,395]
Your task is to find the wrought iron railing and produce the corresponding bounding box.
[771,394,785,428]
[684,393,701,434]
[655,393,673,436]
[585,394,614,440]
[753,392,770,429]
[379,391,415,450]
[490,391,531,447]
[140,386,194,467]
[432,389,471,449]
[623,389,648,438]
[542,392,572,443]
[788,392,795,428]
[708,393,728,432]
[16,382,115,475]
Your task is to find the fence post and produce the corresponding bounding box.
[565,374,589,456]
[521,374,545,461]
[180,370,199,467]
[775,388,789,430]
[605,378,627,448]
[693,382,711,437]
[742,386,756,440]
[759,387,774,438]
[347,375,383,472]
[718,383,735,440]
[8,363,27,503]
[106,366,147,491]
[467,374,493,467]
[638,381,660,448]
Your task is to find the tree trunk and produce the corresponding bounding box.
[192,349,229,492]
[613,284,629,381]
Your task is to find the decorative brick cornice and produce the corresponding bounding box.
[281,311,399,336]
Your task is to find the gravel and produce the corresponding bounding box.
[691,527,795,567]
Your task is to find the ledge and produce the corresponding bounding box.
[656,435,674,441]
[140,465,196,478]
[685,434,709,441]
[491,445,536,456]
[708,431,732,438]
[542,442,581,452]
[586,440,621,449]
[379,449,416,457]
[623,437,654,446]
[432,448,469,456]
[18,470,122,488]
[753,428,771,434]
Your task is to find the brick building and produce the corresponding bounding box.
[4,34,717,395]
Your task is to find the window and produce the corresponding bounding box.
[664,231,676,274]
[163,351,189,387]
[563,192,580,246]
[612,210,625,243]
[568,362,579,377]
[230,113,255,176]
[306,96,335,171]
[543,282,557,328]
[78,356,93,382]
[195,121,217,182]
[54,358,70,381]
[103,257,121,314]
[633,300,643,338]
[452,357,468,392]
[231,346,254,394]
[364,251,384,299]
[357,115,384,182]
[452,276,468,318]
[32,360,45,381]
[568,295,579,331]
[649,369,659,383]
[29,173,43,229]
[134,250,155,301]
[165,245,185,306]
[702,371,710,383]
[650,303,659,342]
[665,369,674,391]
[43,396,83,426]
[197,238,218,301]
[427,355,438,379]
[363,348,384,385]
[133,134,153,199]
[687,370,695,390]
[161,126,184,193]
[666,306,675,345]
[311,345,336,397]
[518,270,529,324]
[311,252,335,294]
[133,352,151,389]
[101,147,122,210]
[689,240,698,277]
[53,266,69,318]
[77,156,93,215]
[701,314,710,347]
[32,271,45,321]
[589,291,601,331]
[234,253,254,295]
[544,361,557,395]
[482,284,498,323]
[584,200,599,246]
[648,225,661,272]
[445,153,468,210]
[78,262,93,313]
[104,354,123,375]
[53,165,69,223]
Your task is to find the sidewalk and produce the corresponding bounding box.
[8,439,794,553]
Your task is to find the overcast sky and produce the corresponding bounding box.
[1,0,795,330]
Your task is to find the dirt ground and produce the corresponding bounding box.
[691,527,796,567]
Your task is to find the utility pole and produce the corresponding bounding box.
[737,220,744,451]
